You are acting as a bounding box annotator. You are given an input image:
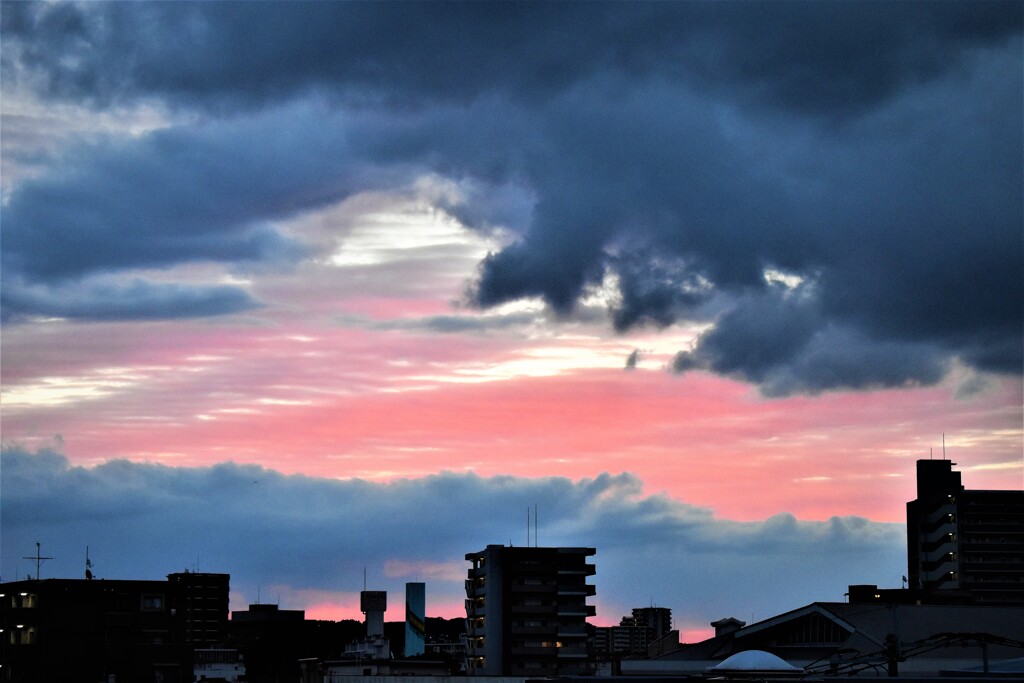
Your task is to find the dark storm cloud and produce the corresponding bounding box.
[673,288,948,395]
[0,104,407,322]
[1,446,905,624]
[3,1,1020,390]
[1,108,354,283]
[610,252,718,332]
[4,2,1018,114]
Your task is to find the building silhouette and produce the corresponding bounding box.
[906,459,1024,604]
[0,571,228,683]
[630,602,1024,677]
[464,544,595,676]
[593,606,673,657]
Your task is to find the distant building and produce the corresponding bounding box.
[628,606,672,638]
[593,606,673,658]
[303,587,460,680]
[907,459,1024,604]
[193,647,246,682]
[0,571,229,683]
[360,590,387,639]
[231,602,305,624]
[464,544,596,676]
[405,582,426,657]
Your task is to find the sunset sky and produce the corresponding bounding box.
[1,2,1021,641]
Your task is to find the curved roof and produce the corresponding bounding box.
[709,649,803,672]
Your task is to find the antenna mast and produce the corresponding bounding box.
[23,542,53,581]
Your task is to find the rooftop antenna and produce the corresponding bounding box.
[23,542,53,581]
[527,506,531,547]
[534,503,538,547]
[85,546,94,580]
[943,433,946,459]
[930,447,933,460]
[363,566,367,591]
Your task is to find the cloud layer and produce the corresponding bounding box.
[2,2,1020,394]
[0,446,906,634]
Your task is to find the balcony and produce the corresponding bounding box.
[556,628,589,639]
[557,605,596,617]
[557,565,596,577]
[510,646,560,657]
[510,604,557,615]
[510,624,556,635]
[511,583,557,595]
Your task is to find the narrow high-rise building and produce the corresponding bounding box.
[405,582,426,657]
[907,459,1024,604]
[464,545,596,676]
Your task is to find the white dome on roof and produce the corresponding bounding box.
[709,650,803,672]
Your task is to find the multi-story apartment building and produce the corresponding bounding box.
[0,571,229,682]
[464,545,596,676]
[907,459,1024,604]
[593,606,673,657]
[626,606,672,639]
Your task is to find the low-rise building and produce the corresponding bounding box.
[624,602,1024,677]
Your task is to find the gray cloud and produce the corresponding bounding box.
[0,103,404,322]
[2,2,1020,390]
[1,106,357,284]
[1,446,905,627]
[1,276,260,323]
[673,288,949,395]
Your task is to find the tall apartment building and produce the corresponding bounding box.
[464,545,596,676]
[906,459,1024,604]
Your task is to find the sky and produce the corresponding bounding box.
[1,1,1021,642]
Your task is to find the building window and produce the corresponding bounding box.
[141,594,165,611]
[13,593,36,608]
[9,626,36,645]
